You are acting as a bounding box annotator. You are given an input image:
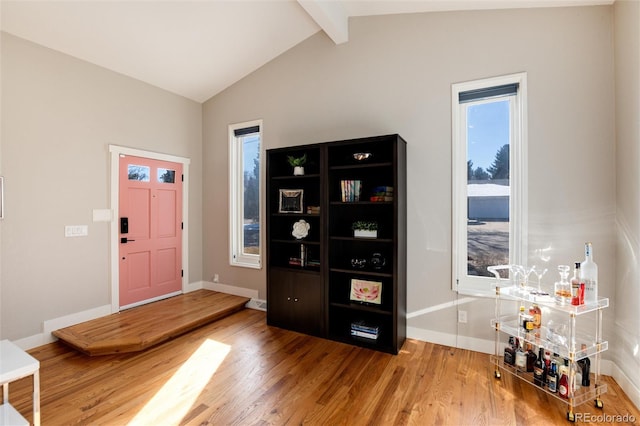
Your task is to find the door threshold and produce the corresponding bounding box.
[120,291,182,311]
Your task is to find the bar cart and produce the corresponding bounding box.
[488,265,608,422]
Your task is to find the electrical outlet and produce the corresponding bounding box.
[458,310,468,323]
[213,274,219,283]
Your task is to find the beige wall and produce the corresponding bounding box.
[203,5,617,347]
[614,0,640,397]
[0,33,203,340]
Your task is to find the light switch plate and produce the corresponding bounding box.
[93,209,112,222]
[65,225,88,237]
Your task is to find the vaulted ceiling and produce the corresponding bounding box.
[1,0,612,103]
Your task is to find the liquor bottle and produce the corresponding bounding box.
[577,343,591,387]
[529,304,541,330]
[580,242,598,304]
[553,352,564,366]
[526,344,537,373]
[520,306,534,334]
[558,359,570,399]
[515,339,527,370]
[533,347,546,387]
[504,336,516,366]
[547,361,558,393]
[571,262,582,306]
[572,360,582,391]
[543,351,552,384]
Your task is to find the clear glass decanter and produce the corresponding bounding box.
[554,265,572,306]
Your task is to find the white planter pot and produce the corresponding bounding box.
[354,230,377,238]
[293,166,305,176]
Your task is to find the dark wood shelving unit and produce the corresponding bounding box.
[266,135,406,354]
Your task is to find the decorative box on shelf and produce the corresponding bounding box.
[370,186,393,202]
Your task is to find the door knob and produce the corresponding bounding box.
[120,237,136,243]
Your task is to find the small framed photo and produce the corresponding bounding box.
[349,279,382,305]
[279,189,304,213]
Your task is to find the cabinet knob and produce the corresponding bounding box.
[294,298,299,302]
[287,297,291,301]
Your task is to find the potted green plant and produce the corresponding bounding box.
[352,220,378,238]
[287,154,307,176]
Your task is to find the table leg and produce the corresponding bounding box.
[33,371,40,426]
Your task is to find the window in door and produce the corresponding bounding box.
[452,73,528,295]
[229,120,262,268]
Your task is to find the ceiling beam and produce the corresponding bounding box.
[296,0,349,44]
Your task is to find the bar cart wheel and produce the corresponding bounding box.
[595,399,604,409]
[567,411,576,422]
[494,370,501,379]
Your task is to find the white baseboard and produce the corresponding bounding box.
[609,361,640,410]
[407,326,457,348]
[184,280,204,293]
[203,281,259,300]
[407,326,497,355]
[14,304,112,351]
[201,281,264,311]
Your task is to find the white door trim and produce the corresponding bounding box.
[109,145,191,313]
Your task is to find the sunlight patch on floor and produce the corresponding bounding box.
[128,338,230,425]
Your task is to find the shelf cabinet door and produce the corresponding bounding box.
[267,272,293,328]
[267,269,324,336]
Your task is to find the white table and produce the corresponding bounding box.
[0,340,40,426]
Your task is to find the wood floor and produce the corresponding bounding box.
[6,309,639,425]
[52,290,250,355]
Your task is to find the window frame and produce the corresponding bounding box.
[451,73,528,296]
[229,119,263,269]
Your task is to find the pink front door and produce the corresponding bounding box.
[119,155,183,308]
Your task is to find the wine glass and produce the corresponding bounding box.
[533,266,548,294]
[523,266,535,292]
[509,265,525,294]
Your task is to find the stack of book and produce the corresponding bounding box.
[289,258,320,267]
[306,259,320,268]
[288,257,303,266]
[370,186,393,202]
[350,321,379,340]
[340,180,362,202]
[306,205,320,214]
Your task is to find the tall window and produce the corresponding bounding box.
[229,120,262,268]
[452,73,528,294]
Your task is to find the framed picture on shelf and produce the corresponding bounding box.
[349,278,382,305]
[279,189,304,213]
